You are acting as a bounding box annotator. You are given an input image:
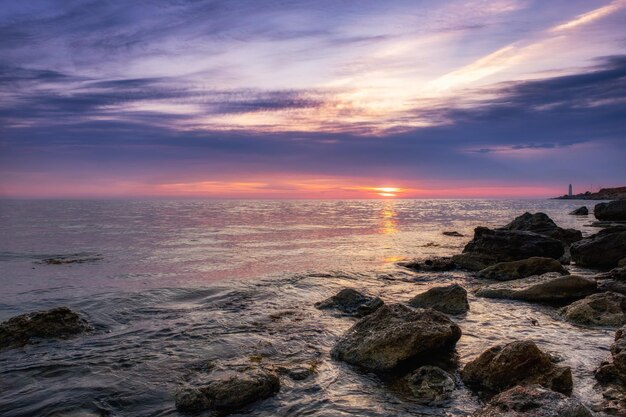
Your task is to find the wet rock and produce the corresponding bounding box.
[475,273,596,304]
[569,206,589,216]
[461,340,573,396]
[473,385,592,417]
[399,257,457,272]
[611,326,626,378]
[443,231,464,237]
[598,280,626,295]
[500,212,583,244]
[462,227,565,267]
[560,292,626,327]
[406,365,455,404]
[478,257,569,281]
[41,254,103,265]
[314,288,383,317]
[597,266,626,281]
[451,253,496,271]
[331,304,462,372]
[175,367,280,413]
[0,307,91,349]
[408,284,469,315]
[570,226,626,269]
[595,201,626,221]
[286,367,312,381]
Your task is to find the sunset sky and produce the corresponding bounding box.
[0,0,625,198]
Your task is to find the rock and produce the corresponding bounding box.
[478,257,569,281]
[315,288,383,317]
[598,280,626,295]
[560,292,626,327]
[475,274,596,304]
[461,340,573,395]
[500,212,582,244]
[408,284,469,315]
[175,367,280,413]
[473,385,592,417]
[443,231,464,237]
[570,226,626,269]
[406,365,455,404]
[0,307,91,349]
[596,266,626,281]
[595,200,626,221]
[620,258,626,268]
[451,253,496,271]
[462,227,565,267]
[331,304,461,371]
[569,206,589,216]
[399,257,456,272]
[611,326,626,378]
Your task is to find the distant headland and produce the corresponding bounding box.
[554,186,626,200]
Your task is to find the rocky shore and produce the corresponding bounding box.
[2,200,626,416]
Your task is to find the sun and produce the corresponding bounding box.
[375,187,402,197]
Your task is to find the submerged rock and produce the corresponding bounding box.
[0,307,91,349]
[175,367,280,413]
[570,226,626,269]
[443,231,464,237]
[473,385,592,417]
[560,292,626,327]
[500,212,582,244]
[569,206,589,216]
[408,284,469,315]
[595,201,626,221]
[475,274,596,304]
[331,304,461,372]
[478,257,569,281]
[399,257,457,272]
[406,365,455,405]
[314,288,383,317]
[461,340,572,396]
[461,227,565,267]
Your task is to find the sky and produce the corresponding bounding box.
[0,0,625,199]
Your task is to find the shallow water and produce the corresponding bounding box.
[0,199,615,416]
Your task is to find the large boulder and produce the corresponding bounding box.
[473,385,592,417]
[408,284,469,315]
[500,212,582,244]
[406,365,456,405]
[570,226,626,269]
[560,292,626,327]
[0,307,91,349]
[569,206,588,216]
[331,304,461,371]
[461,340,572,395]
[475,274,596,304]
[595,200,626,221]
[399,257,456,272]
[478,257,569,281]
[462,227,564,267]
[315,288,383,317]
[175,367,280,413]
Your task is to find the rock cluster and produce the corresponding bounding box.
[501,212,582,244]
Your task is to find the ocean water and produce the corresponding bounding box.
[0,199,615,416]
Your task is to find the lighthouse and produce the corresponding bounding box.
[568,184,573,197]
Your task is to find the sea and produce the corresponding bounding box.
[0,199,615,416]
